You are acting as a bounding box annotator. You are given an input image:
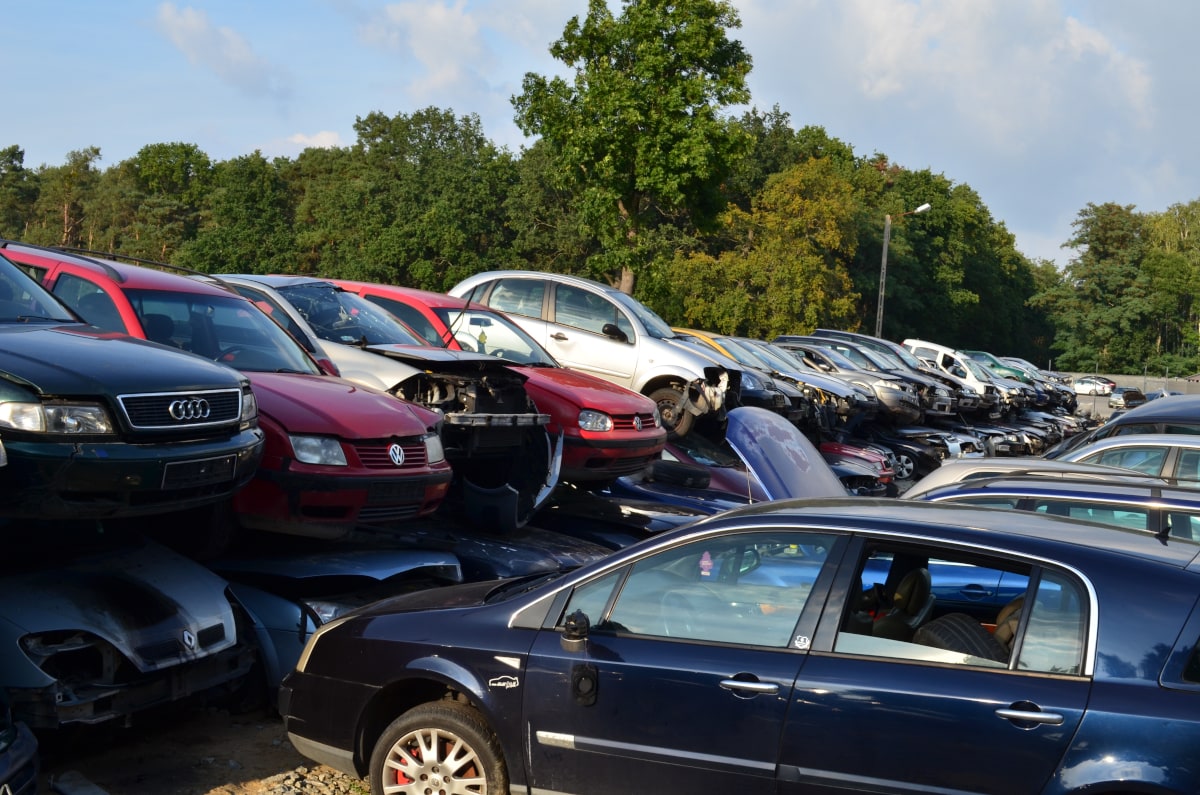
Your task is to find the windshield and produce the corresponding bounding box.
[962,357,992,380]
[609,291,675,338]
[742,340,803,373]
[434,307,558,366]
[127,289,321,374]
[278,283,427,347]
[0,254,77,323]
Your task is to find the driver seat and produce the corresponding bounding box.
[872,568,935,641]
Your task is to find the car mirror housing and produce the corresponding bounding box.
[561,609,590,652]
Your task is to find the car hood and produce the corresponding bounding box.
[246,371,438,437]
[724,407,846,499]
[518,366,657,413]
[0,325,247,395]
[212,545,463,586]
[365,344,530,380]
[0,536,238,683]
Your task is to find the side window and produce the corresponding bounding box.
[1015,570,1088,675]
[1177,450,1200,485]
[487,279,544,318]
[553,285,610,335]
[1090,446,1166,476]
[230,285,316,354]
[53,273,127,333]
[561,532,836,648]
[1030,499,1150,533]
[833,544,1042,671]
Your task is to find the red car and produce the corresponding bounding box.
[6,244,453,551]
[329,280,667,484]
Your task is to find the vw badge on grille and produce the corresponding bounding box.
[633,415,643,431]
[388,443,405,466]
[182,629,197,650]
[169,397,211,421]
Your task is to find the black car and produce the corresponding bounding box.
[280,499,1200,794]
[1045,393,1200,458]
[0,252,264,518]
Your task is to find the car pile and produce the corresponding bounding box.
[9,251,1198,795]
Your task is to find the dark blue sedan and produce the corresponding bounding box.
[279,499,1200,794]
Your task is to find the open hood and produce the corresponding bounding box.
[724,407,846,500]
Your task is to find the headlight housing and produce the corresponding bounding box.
[578,409,614,432]
[0,401,115,434]
[290,435,347,466]
[423,432,445,463]
[740,370,764,390]
[240,389,259,429]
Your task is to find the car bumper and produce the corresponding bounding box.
[0,429,264,519]
[0,720,38,795]
[234,465,454,537]
[560,432,667,482]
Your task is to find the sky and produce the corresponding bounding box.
[3,1,1197,269]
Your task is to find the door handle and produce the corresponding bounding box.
[994,707,1064,726]
[719,679,779,695]
[551,332,569,341]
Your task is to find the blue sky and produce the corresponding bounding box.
[4,1,1196,269]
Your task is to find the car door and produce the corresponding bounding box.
[539,282,639,387]
[780,538,1091,794]
[521,530,844,794]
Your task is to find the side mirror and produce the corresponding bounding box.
[561,609,590,652]
[601,323,629,343]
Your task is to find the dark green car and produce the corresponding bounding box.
[0,253,263,518]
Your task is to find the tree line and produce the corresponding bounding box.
[0,0,1196,378]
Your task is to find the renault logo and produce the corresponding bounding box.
[388,443,406,466]
[182,629,197,650]
[169,398,211,421]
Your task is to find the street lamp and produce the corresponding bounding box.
[875,202,931,338]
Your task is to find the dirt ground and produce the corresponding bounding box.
[36,704,366,795]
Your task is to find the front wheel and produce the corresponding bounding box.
[892,452,917,480]
[370,701,508,795]
[649,387,695,438]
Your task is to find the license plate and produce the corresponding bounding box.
[163,455,236,488]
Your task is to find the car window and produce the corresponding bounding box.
[487,278,544,319]
[553,284,622,336]
[1177,451,1200,486]
[561,532,835,648]
[1162,424,1200,436]
[53,273,127,332]
[1030,499,1150,532]
[832,542,1086,676]
[361,295,444,346]
[229,284,319,354]
[1082,446,1166,477]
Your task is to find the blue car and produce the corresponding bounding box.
[279,499,1200,794]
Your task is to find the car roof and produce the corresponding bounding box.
[698,497,1200,570]
[903,457,1170,498]
[1108,393,1198,419]
[453,269,617,295]
[334,280,483,311]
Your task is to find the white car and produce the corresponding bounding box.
[1072,376,1115,396]
[449,270,741,437]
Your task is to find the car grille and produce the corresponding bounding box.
[118,389,242,430]
[353,439,430,469]
[135,623,227,663]
[612,413,658,432]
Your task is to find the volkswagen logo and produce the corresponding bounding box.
[182,629,197,650]
[633,415,643,431]
[169,397,211,421]
[388,443,406,466]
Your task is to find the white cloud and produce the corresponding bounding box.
[288,131,345,150]
[154,2,291,102]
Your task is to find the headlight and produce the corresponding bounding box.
[0,401,115,434]
[652,408,662,428]
[875,379,903,391]
[423,432,445,463]
[740,371,764,390]
[241,389,259,428]
[290,435,347,465]
[936,387,950,397]
[301,599,353,625]
[578,409,614,432]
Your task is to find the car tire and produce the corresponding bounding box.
[650,387,695,438]
[892,452,917,480]
[370,701,508,795]
[913,612,1010,662]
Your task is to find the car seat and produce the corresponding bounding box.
[872,568,934,641]
[142,313,178,346]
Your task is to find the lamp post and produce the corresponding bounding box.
[875,202,931,338]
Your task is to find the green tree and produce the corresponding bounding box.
[668,158,860,337]
[0,146,37,239]
[178,152,295,274]
[24,147,102,247]
[513,0,752,293]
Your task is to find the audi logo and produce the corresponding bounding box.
[388,443,406,466]
[169,398,211,421]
